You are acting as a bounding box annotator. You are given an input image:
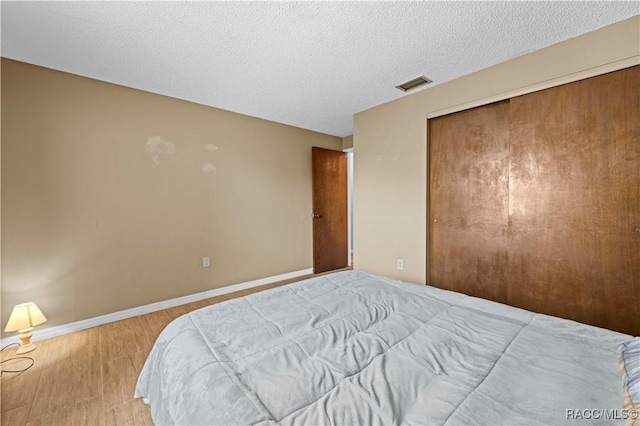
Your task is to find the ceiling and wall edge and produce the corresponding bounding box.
[426,56,639,120]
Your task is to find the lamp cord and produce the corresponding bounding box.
[0,343,35,377]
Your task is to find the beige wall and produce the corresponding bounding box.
[342,135,353,150]
[354,16,640,284]
[1,59,341,337]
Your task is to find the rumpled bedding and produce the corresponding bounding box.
[135,270,631,425]
[620,338,640,403]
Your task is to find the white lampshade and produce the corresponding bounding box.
[5,302,47,332]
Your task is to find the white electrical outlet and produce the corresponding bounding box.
[397,259,404,270]
[202,257,211,268]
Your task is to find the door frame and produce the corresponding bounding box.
[345,148,354,267]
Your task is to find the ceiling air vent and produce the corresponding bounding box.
[395,75,433,92]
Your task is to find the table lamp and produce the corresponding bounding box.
[4,302,47,354]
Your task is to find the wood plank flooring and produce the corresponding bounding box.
[1,270,347,425]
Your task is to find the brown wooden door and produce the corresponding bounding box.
[429,101,511,304]
[428,66,640,335]
[312,147,348,274]
[507,66,640,334]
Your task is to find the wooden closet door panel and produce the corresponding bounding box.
[508,66,640,335]
[429,101,510,303]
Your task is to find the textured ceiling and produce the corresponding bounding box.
[2,2,639,137]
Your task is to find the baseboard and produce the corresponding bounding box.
[0,268,314,348]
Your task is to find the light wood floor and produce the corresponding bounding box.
[1,269,348,425]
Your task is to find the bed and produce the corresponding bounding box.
[135,270,633,425]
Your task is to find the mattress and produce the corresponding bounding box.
[135,270,631,425]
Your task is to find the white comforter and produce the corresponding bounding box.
[135,270,630,425]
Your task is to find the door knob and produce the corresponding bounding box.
[313,213,322,219]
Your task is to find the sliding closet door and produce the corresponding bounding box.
[429,101,510,304]
[429,66,639,335]
[508,66,640,334]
